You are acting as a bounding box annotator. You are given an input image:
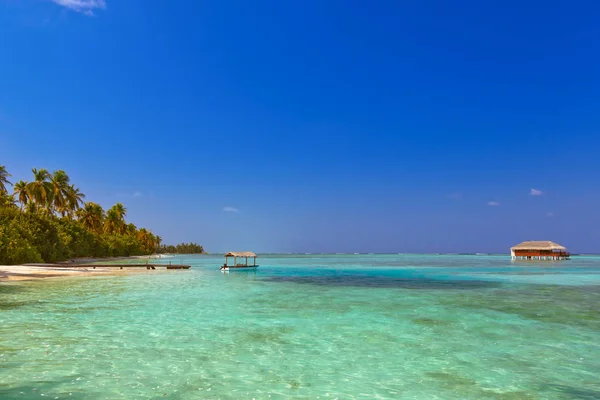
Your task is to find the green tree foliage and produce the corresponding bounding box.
[13,180,29,209]
[158,242,205,254]
[76,202,105,233]
[26,168,53,212]
[104,203,126,234]
[0,166,194,265]
[0,165,12,194]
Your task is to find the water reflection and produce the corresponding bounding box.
[221,269,257,281]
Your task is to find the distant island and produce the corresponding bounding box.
[0,165,204,265]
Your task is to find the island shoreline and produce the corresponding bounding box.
[0,255,176,282]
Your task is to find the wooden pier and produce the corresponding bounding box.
[50,263,191,270]
[90,264,191,270]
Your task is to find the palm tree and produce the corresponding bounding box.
[0,191,17,209]
[104,209,119,234]
[65,184,85,217]
[76,202,105,233]
[50,170,71,216]
[111,203,127,221]
[137,228,155,252]
[104,203,127,234]
[137,228,149,241]
[26,168,53,211]
[0,165,12,194]
[12,180,29,209]
[126,223,138,236]
[147,232,157,253]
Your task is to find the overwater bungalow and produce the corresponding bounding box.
[220,251,258,271]
[510,241,570,261]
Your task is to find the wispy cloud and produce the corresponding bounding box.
[448,193,462,200]
[52,0,106,16]
[530,188,543,196]
[116,191,143,199]
[546,212,554,217]
[487,201,500,206]
[223,206,239,213]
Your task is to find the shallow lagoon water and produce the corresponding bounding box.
[1,254,600,399]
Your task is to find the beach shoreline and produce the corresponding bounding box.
[0,255,166,282]
[0,265,124,282]
[0,254,204,282]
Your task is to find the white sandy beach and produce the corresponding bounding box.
[0,265,118,282]
[0,256,166,282]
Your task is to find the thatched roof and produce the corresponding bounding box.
[510,241,566,251]
[224,251,257,257]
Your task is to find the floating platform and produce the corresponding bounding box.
[220,266,259,272]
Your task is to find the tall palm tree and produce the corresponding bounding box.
[64,184,85,217]
[104,208,120,234]
[12,180,29,209]
[111,203,127,221]
[0,165,12,194]
[50,170,71,216]
[137,228,154,252]
[26,168,53,211]
[147,232,157,253]
[76,202,105,233]
[104,203,127,234]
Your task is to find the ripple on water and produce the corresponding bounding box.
[262,274,505,290]
[2,254,600,399]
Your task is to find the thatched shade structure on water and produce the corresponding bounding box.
[223,251,258,268]
[510,241,570,260]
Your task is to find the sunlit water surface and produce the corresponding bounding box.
[2,254,600,399]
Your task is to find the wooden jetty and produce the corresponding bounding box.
[89,264,191,270]
[49,262,191,270]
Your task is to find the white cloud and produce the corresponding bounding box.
[530,188,543,196]
[52,0,106,16]
[116,191,143,199]
[546,212,554,217]
[223,206,239,213]
[487,201,500,206]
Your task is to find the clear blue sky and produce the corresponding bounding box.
[1,0,599,253]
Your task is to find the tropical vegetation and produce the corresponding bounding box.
[158,242,205,254]
[0,165,200,265]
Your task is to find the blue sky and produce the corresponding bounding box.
[1,0,599,253]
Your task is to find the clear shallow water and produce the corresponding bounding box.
[1,254,600,399]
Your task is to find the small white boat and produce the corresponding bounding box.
[220,251,259,272]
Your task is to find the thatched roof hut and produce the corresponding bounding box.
[222,251,258,269]
[224,251,257,257]
[510,241,569,260]
[510,241,566,251]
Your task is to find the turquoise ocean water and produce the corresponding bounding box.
[1,254,600,399]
